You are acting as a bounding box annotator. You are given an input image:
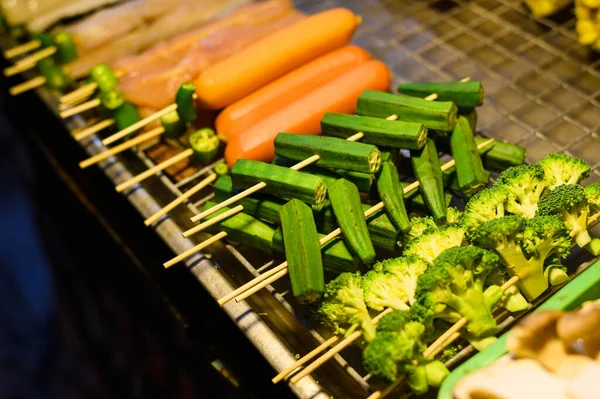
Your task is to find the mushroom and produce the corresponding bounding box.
[565,360,600,399]
[557,300,600,360]
[506,310,569,373]
[453,358,568,399]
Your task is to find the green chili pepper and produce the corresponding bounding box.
[160,110,186,139]
[114,102,141,133]
[175,83,197,124]
[214,162,229,176]
[98,89,125,113]
[189,128,219,164]
[52,31,78,64]
[31,32,54,48]
[36,58,70,91]
[90,63,119,92]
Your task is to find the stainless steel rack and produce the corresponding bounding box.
[4,0,600,398]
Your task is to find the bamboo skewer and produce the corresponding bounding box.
[59,93,92,110]
[59,98,102,118]
[144,173,218,226]
[291,274,521,386]
[72,119,115,141]
[115,149,193,192]
[59,70,125,104]
[4,39,42,59]
[288,308,394,385]
[4,46,56,76]
[9,76,47,95]
[59,82,98,104]
[183,205,245,238]
[227,139,494,307]
[102,103,176,145]
[79,126,164,168]
[164,231,228,268]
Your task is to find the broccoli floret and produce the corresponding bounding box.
[438,345,460,363]
[411,246,500,338]
[398,216,437,247]
[361,270,410,311]
[538,153,590,189]
[486,268,529,313]
[543,255,569,286]
[403,224,465,265]
[536,184,591,248]
[376,255,428,306]
[496,164,549,218]
[471,215,571,301]
[319,272,376,342]
[363,313,425,382]
[363,311,447,393]
[461,185,509,233]
[375,309,411,333]
[445,207,463,225]
[584,182,600,214]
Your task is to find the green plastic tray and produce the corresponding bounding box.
[438,259,600,399]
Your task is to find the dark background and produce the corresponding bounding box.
[0,66,295,399]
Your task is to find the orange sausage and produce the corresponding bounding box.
[195,8,360,110]
[224,60,392,166]
[215,45,372,143]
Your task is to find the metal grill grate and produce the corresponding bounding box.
[6,0,600,397]
[139,0,600,396]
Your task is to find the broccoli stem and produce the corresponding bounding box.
[361,319,376,342]
[562,209,591,248]
[446,289,497,337]
[513,260,548,301]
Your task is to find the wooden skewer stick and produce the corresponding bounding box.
[288,308,394,385]
[4,39,42,59]
[183,205,245,238]
[229,139,495,306]
[59,94,90,111]
[115,148,193,192]
[293,274,521,387]
[4,46,56,76]
[102,103,177,146]
[9,76,46,96]
[59,82,98,104]
[144,173,217,226]
[188,122,393,224]
[273,307,394,384]
[164,231,228,269]
[79,126,164,169]
[59,98,102,118]
[72,119,115,141]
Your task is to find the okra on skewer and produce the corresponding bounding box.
[450,116,489,198]
[397,80,483,109]
[411,138,447,223]
[224,139,495,307]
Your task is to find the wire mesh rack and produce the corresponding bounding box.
[4,0,600,398]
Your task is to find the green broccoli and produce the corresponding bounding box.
[584,182,600,214]
[410,246,500,338]
[361,269,410,311]
[363,311,424,382]
[536,184,591,248]
[319,272,376,342]
[538,153,590,189]
[363,311,449,394]
[398,215,437,247]
[471,215,571,301]
[496,164,549,218]
[377,255,429,305]
[486,268,529,313]
[403,224,465,265]
[461,185,509,233]
[438,345,460,363]
[543,255,569,286]
[445,207,463,224]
